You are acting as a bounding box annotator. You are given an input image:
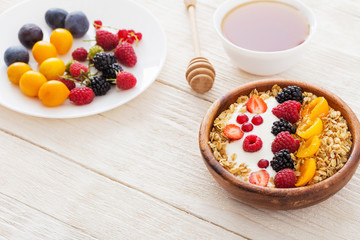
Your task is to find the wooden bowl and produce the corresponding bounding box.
[199,79,360,210]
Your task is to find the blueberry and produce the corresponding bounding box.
[4,46,29,66]
[45,8,68,29]
[18,23,43,48]
[64,11,89,38]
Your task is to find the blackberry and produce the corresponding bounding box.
[88,76,111,96]
[93,52,116,71]
[271,149,294,172]
[271,118,296,136]
[276,86,304,103]
[102,63,123,79]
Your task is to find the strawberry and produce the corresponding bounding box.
[116,71,137,90]
[274,169,296,188]
[114,42,137,67]
[243,135,263,152]
[271,131,300,154]
[249,170,270,187]
[223,124,244,140]
[272,100,301,123]
[246,95,267,114]
[69,87,95,105]
[96,30,119,51]
[72,47,88,62]
[69,62,88,79]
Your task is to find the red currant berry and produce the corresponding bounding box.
[252,115,263,125]
[257,159,269,168]
[236,114,249,124]
[241,122,254,132]
[93,20,102,29]
[135,32,142,41]
[128,29,135,35]
[117,29,128,39]
[126,35,135,44]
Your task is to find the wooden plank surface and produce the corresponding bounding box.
[0,0,359,239]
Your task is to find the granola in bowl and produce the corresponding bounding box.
[209,85,352,188]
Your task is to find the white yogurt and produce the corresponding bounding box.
[226,97,279,185]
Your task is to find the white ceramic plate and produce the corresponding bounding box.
[0,0,166,118]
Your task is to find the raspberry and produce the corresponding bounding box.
[271,149,294,172]
[274,169,296,188]
[69,62,88,79]
[114,42,137,67]
[88,45,104,61]
[271,118,296,136]
[65,60,78,74]
[93,20,102,29]
[56,78,76,91]
[116,71,137,90]
[272,100,301,123]
[243,135,263,152]
[96,30,119,51]
[69,87,95,105]
[88,76,111,96]
[93,52,116,71]
[276,86,303,104]
[271,131,299,154]
[72,47,88,61]
[102,63,123,80]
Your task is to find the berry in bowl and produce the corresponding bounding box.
[199,79,360,209]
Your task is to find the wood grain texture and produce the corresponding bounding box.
[0,0,359,239]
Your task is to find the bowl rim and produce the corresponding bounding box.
[213,0,317,55]
[199,79,360,196]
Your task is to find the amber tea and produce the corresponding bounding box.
[222,1,309,52]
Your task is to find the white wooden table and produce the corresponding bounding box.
[0,0,359,239]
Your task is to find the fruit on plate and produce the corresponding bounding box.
[32,41,57,64]
[4,46,29,66]
[96,30,119,51]
[18,23,43,48]
[301,97,329,120]
[45,8,68,29]
[64,11,89,38]
[88,76,111,96]
[69,87,95,105]
[72,47,88,61]
[295,158,316,187]
[7,62,32,85]
[296,136,320,158]
[296,117,323,139]
[50,28,73,54]
[249,170,270,187]
[39,57,65,80]
[116,71,137,90]
[246,95,267,114]
[114,42,137,67]
[223,124,244,140]
[19,71,47,97]
[38,80,70,107]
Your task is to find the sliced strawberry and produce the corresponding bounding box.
[223,124,244,140]
[246,95,267,114]
[249,170,270,187]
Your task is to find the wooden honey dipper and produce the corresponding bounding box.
[184,0,216,94]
